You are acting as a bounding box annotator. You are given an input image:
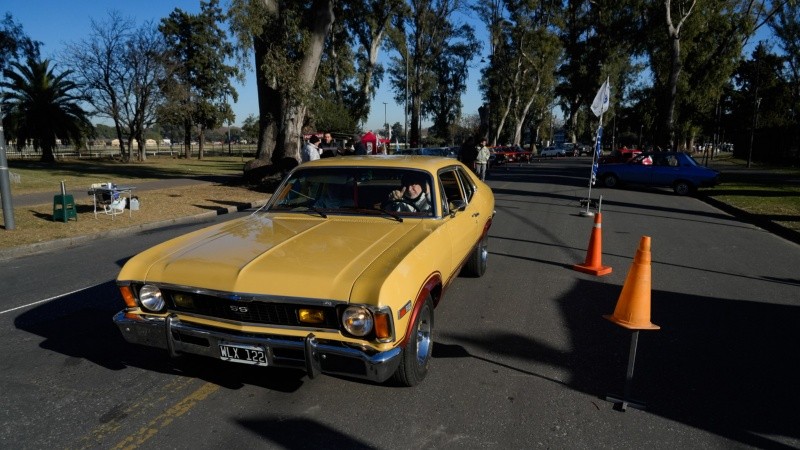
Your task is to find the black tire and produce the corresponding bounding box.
[673,180,693,196]
[462,233,488,277]
[393,296,434,387]
[602,174,619,188]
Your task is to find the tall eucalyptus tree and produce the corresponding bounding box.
[556,0,644,145]
[159,0,238,160]
[228,0,333,166]
[484,0,561,146]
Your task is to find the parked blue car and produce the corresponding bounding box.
[596,152,720,195]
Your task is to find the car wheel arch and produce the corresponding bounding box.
[397,274,441,349]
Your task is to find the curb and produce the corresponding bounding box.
[0,200,267,261]
[699,194,800,247]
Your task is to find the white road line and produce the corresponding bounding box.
[0,285,99,315]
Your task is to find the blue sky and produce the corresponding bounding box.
[5,1,488,133]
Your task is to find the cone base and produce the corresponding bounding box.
[603,314,660,330]
[573,263,612,276]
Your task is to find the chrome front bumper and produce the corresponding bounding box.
[113,311,402,383]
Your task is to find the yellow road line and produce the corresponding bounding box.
[111,382,220,450]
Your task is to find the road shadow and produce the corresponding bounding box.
[13,281,306,393]
[440,277,800,449]
[237,418,375,449]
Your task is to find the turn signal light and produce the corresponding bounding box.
[299,309,325,324]
[119,286,137,308]
[374,310,392,342]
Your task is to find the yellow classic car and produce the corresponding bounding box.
[114,156,495,386]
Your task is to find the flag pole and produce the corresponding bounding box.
[581,77,610,217]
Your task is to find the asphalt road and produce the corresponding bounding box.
[1,159,798,449]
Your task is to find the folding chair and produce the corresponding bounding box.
[90,183,126,219]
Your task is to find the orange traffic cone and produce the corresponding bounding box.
[573,212,612,276]
[604,236,660,330]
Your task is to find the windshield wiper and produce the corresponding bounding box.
[305,203,328,218]
[371,207,403,222]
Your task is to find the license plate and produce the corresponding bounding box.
[219,342,268,366]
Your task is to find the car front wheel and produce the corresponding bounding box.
[393,296,434,387]
[602,174,619,188]
[462,233,488,277]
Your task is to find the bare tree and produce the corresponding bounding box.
[65,12,166,161]
[64,11,134,159]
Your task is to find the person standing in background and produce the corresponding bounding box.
[301,135,321,162]
[459,136,477,172]
[320,132,337,158]
[353,133,368,155]
[475,137,491,181]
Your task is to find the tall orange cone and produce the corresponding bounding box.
[604,236,660,330]
[573,212,612,276]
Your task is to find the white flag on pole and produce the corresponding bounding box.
[591,77,611,117]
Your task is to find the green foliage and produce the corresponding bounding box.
[158,0,239,154]
[1,58,92,162]
[0,13,40,72]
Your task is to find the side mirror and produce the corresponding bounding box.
[449,200,467,216]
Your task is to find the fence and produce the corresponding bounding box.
[4,142,259,160]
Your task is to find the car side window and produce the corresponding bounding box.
[439,169,466,214]
[456,167,476,202]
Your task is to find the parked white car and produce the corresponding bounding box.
[540,146,566,157]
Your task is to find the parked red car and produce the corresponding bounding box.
[599,147,642,164]
[493,146,532,163]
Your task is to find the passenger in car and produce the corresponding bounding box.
[384,172,432,213]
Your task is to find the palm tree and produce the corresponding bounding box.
[1,58,92,163]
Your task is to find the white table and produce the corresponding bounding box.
[89,186,136,219]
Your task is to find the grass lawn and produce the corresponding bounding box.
[705,154,800,234]
[0,157,266,250]
[6,156,248,195]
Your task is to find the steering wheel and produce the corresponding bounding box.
[383,199,418,212]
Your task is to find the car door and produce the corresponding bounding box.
[437,167,480,279]
[648,154,681,186]
[622,155,654,184]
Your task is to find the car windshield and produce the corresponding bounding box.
[267,167,436,218]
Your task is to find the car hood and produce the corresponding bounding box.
[118,214,426,301]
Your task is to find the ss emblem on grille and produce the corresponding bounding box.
[230,305,249,313]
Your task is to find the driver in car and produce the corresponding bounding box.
[385,172,432,213]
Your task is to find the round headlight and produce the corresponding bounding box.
[342,306,374,337]
[139,284,165,312]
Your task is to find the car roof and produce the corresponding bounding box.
[299,155,462,172]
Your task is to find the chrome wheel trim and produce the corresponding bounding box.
[415,306,432,366]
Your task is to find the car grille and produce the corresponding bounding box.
[163,290,340,329]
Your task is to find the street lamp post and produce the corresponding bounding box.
[639,124,643,150]
[383,102,388,154]
[405,48,409,147]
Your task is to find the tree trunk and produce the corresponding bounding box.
[666,33,681,150]
[278,0,333,161]
[253,33,278,163]
[183,120,192,158]
[198,125,205,160]
[664,0,696,150]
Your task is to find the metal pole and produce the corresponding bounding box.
[383,102,387,150]
[405,48,409,147]
[0,105,16,230]
[605,330,646,411]
[580,115,603,217]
